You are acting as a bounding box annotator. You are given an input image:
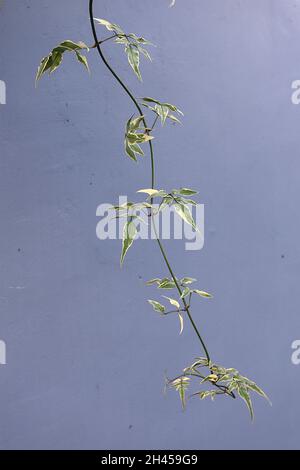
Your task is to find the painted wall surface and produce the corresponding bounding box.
[0,0,300,450]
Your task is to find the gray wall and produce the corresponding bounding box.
[0,0,300,450]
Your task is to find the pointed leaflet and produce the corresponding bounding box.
[239,377,271,405]
[120,221,137,265]
[169,377,190,409]
[137,189,161,197]
[130,143,144,156]
[174,203,198,231]
[93,18,124,35]
[180,287,191,299]
[148,300,165,313]
[178,312,184,335]
[36,55,55,83]
[201,374,219,384]
[195,390,217,401]
[163,296,180,309]
[126,44,142,81]
[180,277,197,285]
[237,384,254,420]
[125,138,137,161]
[76,51,90,73]
[246,382,271,405]
[130,115,145,130]
[175,188,198,196]
[158,279,176,289]
[146,278,161,286]
[193,289,213,299]
[49,51,63,74]
[58,40,89,51]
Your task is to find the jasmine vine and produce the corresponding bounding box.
[36,0,270,419]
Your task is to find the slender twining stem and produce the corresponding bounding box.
[151,217,211,362]
[89,1,155,188]
[88,0,211,363]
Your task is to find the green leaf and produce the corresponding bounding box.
[169,377,190,409]
[186,357,210,370]
[124,116,153,160]
[195,390,217,401]
[168,114,181,124]
[228,381,238,393]
[148,300,165,313]
[180,277,197,285]
[146,278,161,286]
[211,364,227,375]
[174,203,198,231]
[93,18,124,35]
[36,40,89,84]
[226,368,238,374]
[127,131,153,144]
[142,97,161,105]
[163,296,180,309]
[158,279,176,289]
[126,44,142,81]
[120,220,137,265]
[201,374,219,384]
[137,189,161,197]
[130,115,145,130]
[141,97,183,125]
[125,138,137,161]
[158,105,169,125]
[130,142,144,156]
[36,56,51,83]
[241,378,272,405]
[58,40,89,51]
[180,198,197,206]
[178,312,184,335]
[180,287,191,299]
[75,51,90,73]
[217,374,232,383]
[176,188,198,196]
[138,46,152,62]
[193,289,213,299]
[237,384,254,420]
[49,51,63,74]
[128,34,153,46]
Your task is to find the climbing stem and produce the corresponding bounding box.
[88,0,211,363]
[151,217,210,362]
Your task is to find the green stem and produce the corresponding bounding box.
[88,0,210,363]
[89,1,155,189]
[90,33,116,47]
[151,217,210,362]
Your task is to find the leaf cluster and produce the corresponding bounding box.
[36,40,89,84]
[94,18,153,81]
[167,357,271,418]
